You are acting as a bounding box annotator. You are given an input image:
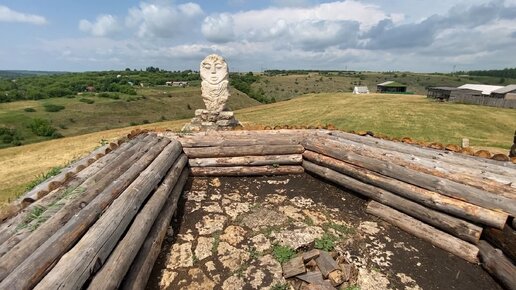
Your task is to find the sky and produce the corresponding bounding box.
[0,0,515,72]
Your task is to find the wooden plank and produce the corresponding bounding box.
[303,150,507,229]
[34,140,183,290]
[0,137,170,289]
[189,154,302,167]
[283,256,306,278]
[296,270,325,284]
[183,144,304,158]
[190,165,304,176]
[303,160,483,243]
[87,154,188,290]
[303,137,516,216]
[366,201,479,263]
[477,240,516,290]
[315,251,338,278]
[302,249,320,262]
[121,169,189,290]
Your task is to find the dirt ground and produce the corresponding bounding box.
[148,174,501,290]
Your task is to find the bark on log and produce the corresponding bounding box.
[190,165,304,177]
[19,143,113,205]
[483,225,516,262]
[303,137,516,216]
[366,201,479,263]
[36,140,182,290]
[178,135,306,148]
[316,135,515,196]
[303,150,507,229]
[324,131,516,175]
[121,169,189,290]
[303,161,482,243]
[0,137,170,289]
[477,240,516,290]
[0,135,158,277]
[189,154,302,167]
[183,144,304,158]
[87,154,187,290]
[0,136,142,249]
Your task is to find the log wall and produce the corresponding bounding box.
[0,129,514,289]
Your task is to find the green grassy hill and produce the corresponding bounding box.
[0,86,259,148]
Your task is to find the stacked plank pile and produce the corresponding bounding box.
[0,132,189,289]
[177,130,306,177]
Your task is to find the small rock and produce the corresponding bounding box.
[250,234,271,252]
[185,268,216,290]
[203,202,224,213]
[218,242,250,271]
[291,196,316,208]
[159,270,177,288]
[222,275,245,290]
[210,177,221,187]
[223,202,250,220]
[339,264,353,282]
[241,208,288,229]
[358,221,381,236]
[329,270,344,287]
[194,236,213,261]
[279,205,305,221]
[195,214,227,235]
[185,190,207,202]
[220,225,247,246]
[272,226,325,250]
[166,242,193,268]
[265,194,288,204]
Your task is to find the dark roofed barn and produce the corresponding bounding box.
[376,81,407,93]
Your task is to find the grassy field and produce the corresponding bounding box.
[0,86,259,148]
[253,72,516,101]
[1,92,515,205]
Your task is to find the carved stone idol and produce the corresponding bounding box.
[182,54,240,132]
[200,54,229,112]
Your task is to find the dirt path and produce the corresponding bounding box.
[149,174,500,290]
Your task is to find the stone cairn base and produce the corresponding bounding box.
[182,109,239,132]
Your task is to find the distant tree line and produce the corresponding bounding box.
[0,70,200,103]
[457,68,516,79]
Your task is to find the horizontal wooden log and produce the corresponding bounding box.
[366,201,479,263]
[178,135,306,148]
[183,144,304,158]
[36,140,183,290]
[303,160,482,243]
[87,154,188,290]
[0,137,170,289]
[483,225,516,262]
[303,137,516,216]
[19,144,113,205]
[0,136,142,250]
[189,154,302,167]
[121,169,189,290]
[324,131,516,176]
[303,150,507,229]
[190,165,304,176]
[477,240,516,290]
[317,135,515,197]
[0,135,158,278]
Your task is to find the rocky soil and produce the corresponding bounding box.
[148,174,500,290]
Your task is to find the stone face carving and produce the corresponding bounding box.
[200,54,230,112]
[182,54,240,132]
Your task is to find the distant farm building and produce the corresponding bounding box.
[85,86,95,92]
[490,84,516,99]
[426,87,481,101]
[376,81,407,93]
[457,84,503,96]
[353,86,369,94]
[166,81,188,87]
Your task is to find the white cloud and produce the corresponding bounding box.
[0,5,47,25]
[271,0,312,7]
[79,15,119,37]
[126,2,203,38]
[202,14,235,43]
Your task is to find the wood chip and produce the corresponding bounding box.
[283,256,306,278]
[339,263,353,282]
[296,270,324,284]
[303,249,320,262]
[301,280,336,290]
[315,251,339,278]
[328,270,344,287]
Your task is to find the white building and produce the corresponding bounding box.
[457,84,503,96]
[353,86,369,94]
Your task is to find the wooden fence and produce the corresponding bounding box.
[451,95,516,109]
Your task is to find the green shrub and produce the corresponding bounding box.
[28,118,57,137]
[24,107,36,112]
[0,127,23,145]
[314,233,337,252]
[43,103,65,112]
[272,244,295,263]
[79,98,95,104]
[98,92,120,99]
